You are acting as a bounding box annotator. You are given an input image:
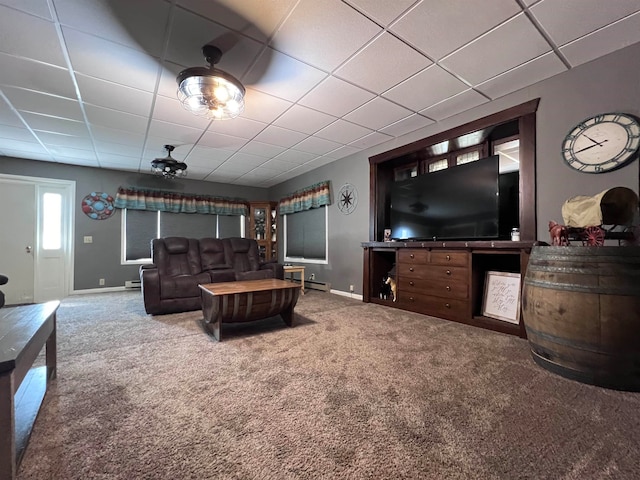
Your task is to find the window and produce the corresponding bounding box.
[284,206,327,264]
[456,150,480,165]
[427,158,448,172]
[121,209,244,264]
[42,192,62,250]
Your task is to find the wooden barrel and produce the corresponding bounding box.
[522,246,640,391]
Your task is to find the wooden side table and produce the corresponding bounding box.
[283,265,305,295]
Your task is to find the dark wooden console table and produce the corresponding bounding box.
[362,241,534,337]
[0,300,59,479]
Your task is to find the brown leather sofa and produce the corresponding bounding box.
[140,237,284,315]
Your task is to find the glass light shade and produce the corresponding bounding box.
[177,67,245,120]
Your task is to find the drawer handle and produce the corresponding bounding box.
[409,297,415,302]
[446,270,451,275]
[409,267,414,272]
[445,303,451,308]
[409,281,415,286]
[410,253,414,259]
[446,285,451,291]
[446,255,451,260]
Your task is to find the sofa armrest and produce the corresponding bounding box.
[260,262,284,280]
[140,264,162,314]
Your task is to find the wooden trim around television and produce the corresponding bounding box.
[369,99,539,242]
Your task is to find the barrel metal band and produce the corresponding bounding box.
[525,278,640,295]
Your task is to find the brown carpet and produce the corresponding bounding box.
[17,290,640,479]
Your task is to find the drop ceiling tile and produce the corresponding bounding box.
[151,111,192,141]
[259,158,300,171]
[166,7,262,78]
[63,28,160,92]
[0,99,24,127]
[440,13,551,85]
[239,141,286,158]
[55,0,171,57]
[1,149,53,161]
[343,97,412,131]
[84,104,148,134]
[0,54,74,98]
[272,149,317,165]
[0,0,52,19]
[0,139,50,155]
[253,125,308,148]
[335,32,432,94]
[292,136,342,155]
[315,119,372,144]
[345,0,417,26]
[241,88,292,124]
[157,62,185,99]
[21,112,88,136]
[221,152,267,168]
[476,52,566,99]
[37,131,94,149]
[48,145,96,160]
[77,74,153,117]
[391,0,521,60]
[205,172,241,183]
[419,89,488,121]
[3,87,83,121]
[349,131,392,149]
[151,95,211,130]
[273,0,381,71]
[298,76,375,117]
[52,155,99,167]
[243,48,327,102]
[176,0,297,43]
[96,152,141,167]
[379,114,435,137]
[90,125,146,147]
[198,130,248,151]
[213,162,254,175]
[530,0,640,46]
[0,125,37,142]
[273,105,336,135]
[185,145,233,167]
[325,144,361,159]
[206,116,267,139]
[95,141,143,159]
[0,6,66,66]
[560,11,640,68]
[383,65,469,111]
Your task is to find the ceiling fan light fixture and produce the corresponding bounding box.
[177,45,245,120]
[151,145,188,179]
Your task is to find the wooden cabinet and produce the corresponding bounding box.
[362,241,533,337]
[247,202,277,261]
[396,249,470,322]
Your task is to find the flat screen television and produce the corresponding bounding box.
[389,155,517,241]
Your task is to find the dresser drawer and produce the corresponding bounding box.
[431,251,468,266]
[398,249,428,264]
[399,277,468,299]
[398,292,469,321]
[398,264,468,283]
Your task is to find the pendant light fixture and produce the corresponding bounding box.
[150,145,187,179]
[176,45,245,120]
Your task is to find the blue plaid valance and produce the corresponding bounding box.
[278,180,331,215]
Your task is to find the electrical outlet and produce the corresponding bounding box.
[309,273,315,281]
[349,284,354,292]
[84,235,93,243]
[99,278,105,286]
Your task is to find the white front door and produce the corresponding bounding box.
[0,175,74,305]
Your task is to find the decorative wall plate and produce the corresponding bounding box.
[338,183,357,215]
[81,192,115,220]
[562,113,640,173]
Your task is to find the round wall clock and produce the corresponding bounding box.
[562,113,640,173]
[338,183,357,215]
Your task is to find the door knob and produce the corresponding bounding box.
[25,245,32,253]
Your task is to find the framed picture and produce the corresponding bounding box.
[482,271,521,324]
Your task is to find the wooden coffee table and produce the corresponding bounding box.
[199,279,301,341]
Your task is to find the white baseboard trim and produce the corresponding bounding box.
[71,286,127,295]
[330,289,363,301]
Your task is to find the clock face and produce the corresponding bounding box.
[562,113,640,173]
[338,183,357,215]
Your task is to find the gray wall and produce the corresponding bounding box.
[0,158,269,290]
[1,43,639,295]
[270,42,640,294]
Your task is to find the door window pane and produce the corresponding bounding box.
[42,192,61,250]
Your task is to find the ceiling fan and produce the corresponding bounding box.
[150,145,187,179]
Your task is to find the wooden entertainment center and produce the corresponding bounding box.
[362,100,539,338]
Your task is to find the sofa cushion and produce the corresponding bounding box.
[224,237,261,272]
[153,237,202,276]
[199,238,231,270]
[236,269,273,281]
[160,272,210,299]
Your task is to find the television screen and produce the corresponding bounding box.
[389,155,503,241]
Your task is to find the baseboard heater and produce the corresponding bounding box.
[303,279,331,292]
[124,280,141,289]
